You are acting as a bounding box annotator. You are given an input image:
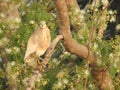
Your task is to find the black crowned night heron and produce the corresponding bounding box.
[24,21,51,68]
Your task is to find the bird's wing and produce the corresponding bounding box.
[36,26,51,56]
[34,28,46,56]
[24,35,37,60]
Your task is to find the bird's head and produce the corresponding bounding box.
[40,21,46,29]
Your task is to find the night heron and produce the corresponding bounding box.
[24,21,51,68]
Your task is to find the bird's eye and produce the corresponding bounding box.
[40,24,44,28]
[40,21,46,28]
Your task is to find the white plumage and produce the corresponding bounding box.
[24,21,51,67]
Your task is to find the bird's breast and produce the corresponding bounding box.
[35,28,50,49]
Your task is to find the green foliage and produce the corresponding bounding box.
[0,0,120,90]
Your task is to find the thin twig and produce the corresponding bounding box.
[91,0,114,40]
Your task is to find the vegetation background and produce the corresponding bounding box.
[0,0,120,90]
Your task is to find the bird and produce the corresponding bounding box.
[24,21,51,68]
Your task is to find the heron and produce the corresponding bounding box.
[24,21,51,68]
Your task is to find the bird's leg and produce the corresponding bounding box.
[31,54,41,66]
[39,53,45,61]
[36,57,44,65]
[39,57,44,61]
[37,52,46,65]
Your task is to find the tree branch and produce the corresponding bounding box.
[54,0,95,64]
[36,35,63,72]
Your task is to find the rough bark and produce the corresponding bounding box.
[54,0,95,64]
[54,0,114,90]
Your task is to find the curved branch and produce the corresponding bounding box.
[54,0,96,64]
